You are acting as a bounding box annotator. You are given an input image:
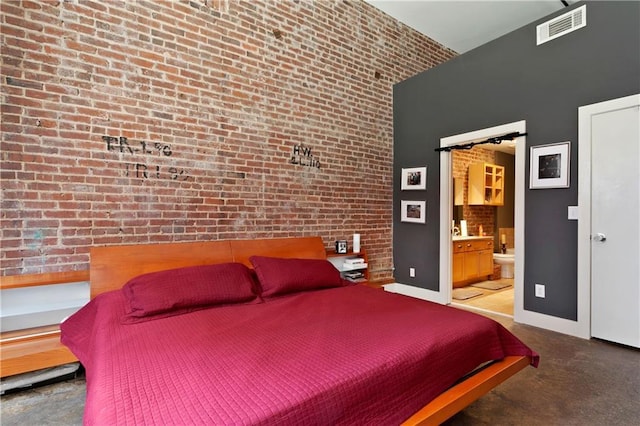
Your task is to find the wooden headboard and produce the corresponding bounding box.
[89,237,326,298]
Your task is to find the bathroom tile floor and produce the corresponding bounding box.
[452,278,514,316]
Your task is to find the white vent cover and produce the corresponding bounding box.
[537,5,586,45]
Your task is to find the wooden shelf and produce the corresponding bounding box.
[1,329,77,378]
[0,271,88,377]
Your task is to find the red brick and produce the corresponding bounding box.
[0,0,455,276]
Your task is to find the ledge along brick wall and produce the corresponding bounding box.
[1,0,456,281]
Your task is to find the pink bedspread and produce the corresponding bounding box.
[61,285,538,425]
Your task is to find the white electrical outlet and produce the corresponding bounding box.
[409,267,415,278]
[535,284,545,298]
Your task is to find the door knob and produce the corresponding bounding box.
[593,233,607,242]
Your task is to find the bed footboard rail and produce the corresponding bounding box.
[402,355,531,426]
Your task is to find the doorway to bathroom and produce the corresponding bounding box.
[438,121,526,321]
[451,146,515,316]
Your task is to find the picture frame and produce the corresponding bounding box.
[401,200,426,224]
[530,142,570,189]
[401,166,427,190]
[335,240,348,254]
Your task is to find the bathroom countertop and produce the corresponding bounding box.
[452,235,493,241]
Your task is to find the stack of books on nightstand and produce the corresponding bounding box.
[342,258,367,270]
[343,270,366,283]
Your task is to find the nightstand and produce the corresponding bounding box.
[326,249,369,284]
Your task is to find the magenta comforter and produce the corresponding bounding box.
[61,285,538,425]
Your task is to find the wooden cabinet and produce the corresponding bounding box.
[478,248,494,276]
[454,178,464,206]
[464,249,481,279]
[452,251,465,283]
[452,238,494,287]
[468,162,504,206]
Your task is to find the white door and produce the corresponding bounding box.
[588,95,640,347]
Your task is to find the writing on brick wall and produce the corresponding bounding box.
[290,145,320,169]
[103,136,190,181]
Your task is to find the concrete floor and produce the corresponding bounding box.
[445,312,640,425]
[1,312,638,425]
[1,374,85,426]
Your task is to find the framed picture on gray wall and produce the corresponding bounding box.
[401,200,426,223]
[401,166,427,190]
[530,142,570,189]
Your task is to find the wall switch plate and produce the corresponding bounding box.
[535,284,546,298]
[409,267,415,278]
[568,206,578,220]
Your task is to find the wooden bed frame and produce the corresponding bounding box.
[89,236,327,298]
[89,236,531,425]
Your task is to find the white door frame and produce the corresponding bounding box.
[439,119,597,337]
[439,121,526,319]
[577,93,640,340]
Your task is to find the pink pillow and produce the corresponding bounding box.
[249,256,344,298]
[123,263,259,318]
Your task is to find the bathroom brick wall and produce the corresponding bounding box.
[0,0,456,279]
[452,148,496,237]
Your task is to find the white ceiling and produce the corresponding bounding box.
[365,0,579,53]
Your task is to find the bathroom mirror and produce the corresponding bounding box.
[453,178,464,223]
[453,205,464,223]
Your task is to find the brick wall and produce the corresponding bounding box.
[0,0,456,280]
[452,148,497,236]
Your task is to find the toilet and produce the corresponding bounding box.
[493,249,515,279]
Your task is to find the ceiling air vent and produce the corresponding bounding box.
[537,5,586,45]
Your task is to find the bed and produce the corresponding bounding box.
[61,237,538,425]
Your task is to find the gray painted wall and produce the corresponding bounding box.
[392,1,640,320]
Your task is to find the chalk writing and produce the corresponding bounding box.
[142,141,172,156]
[124,163,189,181]
[103,136,172,157]
[290,144,321,169]
[103,135,190,181]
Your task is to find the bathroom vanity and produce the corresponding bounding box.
[452,236,494,287]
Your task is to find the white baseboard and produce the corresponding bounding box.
[383,283,444,303]
[385,283,590,340]
[517,309,590,339]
